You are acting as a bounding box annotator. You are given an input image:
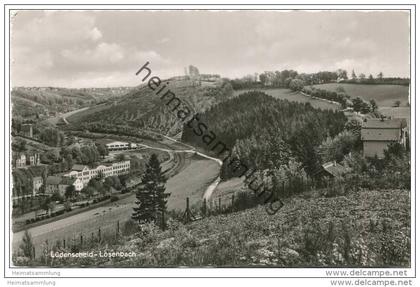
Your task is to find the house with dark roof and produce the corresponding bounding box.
[361,118,408,158]
[71,164,89,172]
[45,176,62,194]
[59,177,78,197]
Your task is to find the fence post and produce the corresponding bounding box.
[98,228,101,242]
[218,197,221,211]
[117,220,120,235]
[182,197,195,223]
[63,239,66,249]
[231,194,235,210]
[32,246,35,260]
[80,234,83,246]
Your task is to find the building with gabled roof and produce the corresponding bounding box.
[361,118,408,158]
[71,164,89,172]
[45,176,62,194]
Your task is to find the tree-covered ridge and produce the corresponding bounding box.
[70,81,233,136]
[182,91,347,177]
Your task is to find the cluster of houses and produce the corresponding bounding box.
[13,152,41,169]
[12,159,131,204]
[12,138,137,204]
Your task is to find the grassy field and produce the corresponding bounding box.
[311,83,409,107]
[166,154,220,211]
[233,88,339,110]
[379,107,411,130]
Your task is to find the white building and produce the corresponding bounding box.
[32,176,43,195]
[63,160,131,186]
[96,139,138,151]
[15,154,26,168]
[106,141,130,150]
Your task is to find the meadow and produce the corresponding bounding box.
[310,83,409,107]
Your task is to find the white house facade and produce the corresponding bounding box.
[63,160,131,186]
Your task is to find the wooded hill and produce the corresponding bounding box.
[68,81,234,136]
[181,91,347,177]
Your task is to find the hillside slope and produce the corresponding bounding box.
[12,87,132,118]
[32,189,410,267]
[68,81,233,136]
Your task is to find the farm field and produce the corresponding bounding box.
[379,107,411,130]
[233,88,339,110]
[310,83,409,107]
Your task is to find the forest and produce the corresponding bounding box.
[181,91,348,178]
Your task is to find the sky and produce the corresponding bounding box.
[11,10,410,88]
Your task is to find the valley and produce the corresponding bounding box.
[11,74,411,268]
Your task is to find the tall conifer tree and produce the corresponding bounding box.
[132,154,169,227]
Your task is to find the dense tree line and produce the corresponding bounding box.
[301,86,349,107]
[182,91,347,178]
[230,69,409,91]
[302,86,378,113]
[39,127,66,147]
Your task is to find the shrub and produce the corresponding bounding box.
[19,230,35,259]
[110,195,119,202]
[122,219,139,236]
